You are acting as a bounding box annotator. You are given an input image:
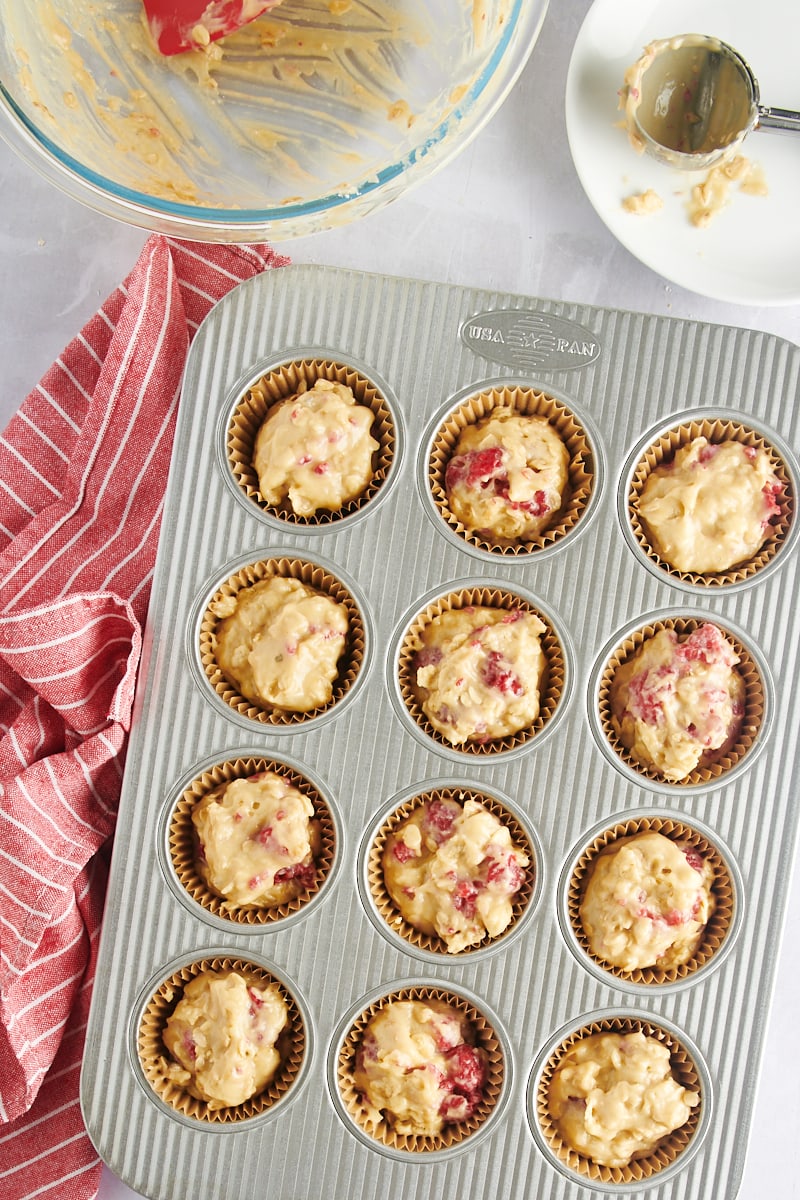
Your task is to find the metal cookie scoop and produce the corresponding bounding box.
[623,34,800,170]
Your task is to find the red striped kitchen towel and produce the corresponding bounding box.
[0,234,288,1199]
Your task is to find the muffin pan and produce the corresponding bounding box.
[81,265,800,1200]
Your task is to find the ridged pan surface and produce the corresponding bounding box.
[81,265,800,1200]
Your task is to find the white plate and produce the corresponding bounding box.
[565,0,800,306]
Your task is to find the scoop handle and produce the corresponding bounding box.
[757,104,800,133]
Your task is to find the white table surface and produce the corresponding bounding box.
[1,3,798,1198]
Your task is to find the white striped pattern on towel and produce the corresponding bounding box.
[0,235,288,1199]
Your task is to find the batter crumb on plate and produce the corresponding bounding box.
[622,188,663,215]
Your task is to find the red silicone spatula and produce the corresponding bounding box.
[143,0,283,56]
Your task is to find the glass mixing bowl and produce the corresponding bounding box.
[0,0,548,240]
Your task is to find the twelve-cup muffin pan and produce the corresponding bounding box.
[81,265,800,1200]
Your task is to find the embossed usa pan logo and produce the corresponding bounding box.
[460,309,602,371]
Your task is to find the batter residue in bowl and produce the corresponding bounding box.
[3,0,504,209]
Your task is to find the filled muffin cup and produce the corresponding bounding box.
[626,415,794,588]
[564,814,737,987]
[226,356,396,527]
[596,614,766,788]
[364,784,538,957]
[395,585,567,758]
[428,384,596,556]
[197,556,366,728]
[529,1012,708,1188]
[334,982,507,1156]
[137,954,307,1125]
[167,756,337,928]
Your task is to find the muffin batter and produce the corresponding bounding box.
[382,795,529,952]
[548,1030,699,1168]
[413,605,547,746]
[354,999,487,1136]
[254,378,379,516]
[637,437,782,572]
[163,970,288,1109]
[580,832,715,972]
[193,771,319,907]
[444,410,569,544]
[610,622,744,781]
[213,575,348,712]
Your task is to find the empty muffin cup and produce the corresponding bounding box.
[137,955,307,1124]
[167,755,338,928]
[626,415,794,588]
[428,384,595,556]
[226,356,396,527]
[334,982,507,1156]
[198,556,367,728]
[596,615,765,788]
[530,1012,707,1187]
[365,784,538,957]
[565,814,737,987]
[396,585,567,757]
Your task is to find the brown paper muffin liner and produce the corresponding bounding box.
[227,357,395,526]
[169,757,336,926]
[199,557,365,726]
[138,955,305,1124]
[628,417,794,587]
[367,786,535,954]
[597,616,764,786]
[535,1014,703,1186]
[429,385,595,555]
[336,984,504,1153]
[567,815,734,985]
[397,586,565,756]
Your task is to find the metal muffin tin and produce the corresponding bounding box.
[81,265,800,1200]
